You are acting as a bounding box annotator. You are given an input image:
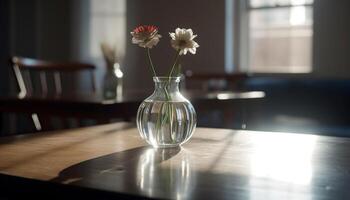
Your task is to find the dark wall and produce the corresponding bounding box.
[0,0,10,96]
[10,0,72,61]
[10,0,38,58]
[124,0,226,92]
[313,0,350,77]
[36,0,72,60]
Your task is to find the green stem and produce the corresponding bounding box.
[168,51,181,79]
[163,51,180,144]
[164,50,180,103]
[156,102,166,141]
[156,51,181,144]
[147,48,157,77]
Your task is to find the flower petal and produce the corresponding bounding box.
[185,29,193,40]
[175,28,182,35]
[132,37,141,44]
[169,32,176,40]
[131,25,161,48]
[189,48,196,54]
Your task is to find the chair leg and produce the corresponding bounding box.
[31,113,42,131]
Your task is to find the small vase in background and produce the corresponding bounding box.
[103,63,123,100]
[101,43,123,100]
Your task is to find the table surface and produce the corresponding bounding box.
[0,122,349,199]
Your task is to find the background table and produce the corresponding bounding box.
[0,122,349,199]
[0,90,264,118]
[0,90,264,133]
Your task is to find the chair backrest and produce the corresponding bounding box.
[11,56,96,98]
[10,57,98,132]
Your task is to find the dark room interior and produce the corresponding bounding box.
[0,0,350,199]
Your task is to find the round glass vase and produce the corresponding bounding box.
[136,77,197,148]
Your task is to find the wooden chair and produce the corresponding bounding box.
[11,56,96,131]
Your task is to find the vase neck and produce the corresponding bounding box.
[153,77,180,93]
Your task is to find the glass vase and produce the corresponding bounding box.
[103,63,123,100]
[136,77,197,148]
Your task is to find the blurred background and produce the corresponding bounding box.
[0,0,349,136]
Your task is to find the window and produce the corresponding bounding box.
[89,0,126,62]
[247,0,313,73]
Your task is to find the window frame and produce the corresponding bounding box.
[238,0,314,74]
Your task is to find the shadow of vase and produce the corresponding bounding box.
[50,146,193,199]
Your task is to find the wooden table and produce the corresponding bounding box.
[0,122,349,199]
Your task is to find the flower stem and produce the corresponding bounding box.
[147,48,157,77]
[155,51,180,144]
[163,51,180,144]
[168,51,180,78]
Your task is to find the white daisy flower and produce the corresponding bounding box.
[169,28,199,55]
[131,25,162,49]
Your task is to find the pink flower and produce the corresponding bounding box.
[131,25,162,49]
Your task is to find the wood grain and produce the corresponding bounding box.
[1,122,350,199]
